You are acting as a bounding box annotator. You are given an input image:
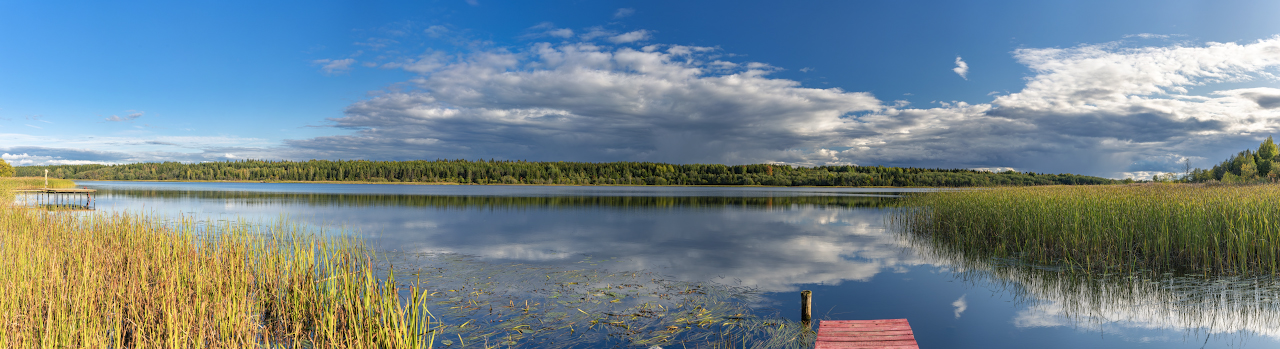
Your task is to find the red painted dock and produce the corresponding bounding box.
[815,319,919,349]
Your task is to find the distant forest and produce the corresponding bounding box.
[16,159,1116,187]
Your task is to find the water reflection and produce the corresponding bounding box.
[912,230,1280,343]
[86,185,920,293]
[71,181,1280,347]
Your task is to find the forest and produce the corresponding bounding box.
[1188,136,1280,183]
[15,159,1115,187]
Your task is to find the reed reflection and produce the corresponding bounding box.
[908,228,1280,342]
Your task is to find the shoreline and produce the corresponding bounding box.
[56,178,969,189]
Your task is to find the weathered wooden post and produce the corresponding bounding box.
[44,169,48,188]
[801,290,812,327]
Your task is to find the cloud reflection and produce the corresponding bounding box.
[85,187,923,293]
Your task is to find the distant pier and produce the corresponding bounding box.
[15,188,97,210]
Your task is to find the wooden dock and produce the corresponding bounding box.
[815,319,919,349]
[14,187,98,209]
[13,188,97,193]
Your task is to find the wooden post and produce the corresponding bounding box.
[44,169,48,188]
[801,290,812,327]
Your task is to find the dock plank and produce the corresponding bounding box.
[814,319,918,349]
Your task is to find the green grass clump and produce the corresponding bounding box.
[0,202,437,347]
[898,184,1280,276]
[0,176,76,189]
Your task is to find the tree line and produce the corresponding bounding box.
[15,159,1116,187]
[1186,136,1280,183]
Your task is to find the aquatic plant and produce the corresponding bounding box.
[897,184,1280,276]
[0,203,438,347]
[0,176,76,190]
[374,252,817,349]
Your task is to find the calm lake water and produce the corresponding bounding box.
[42,181,1280,348]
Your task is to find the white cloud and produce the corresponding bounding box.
[579,26,613,41]
[424,25,449,38]
[614,8,635,19]
[522,22,574,40]
[608,30,651,44]
[19,33,1280,178]
[288,41,881,165]
[1124,33,1170,39]
[105,111,144,122]
[953,56,969,80]
[380,51,448,73]
[313,58,356,75]
[548,28,574,38]
[464,0,478,6]
[952,294,967,318]
[275,35,1280,178]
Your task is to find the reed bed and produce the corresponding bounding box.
[897,184,1280,276]
[0,176,76,190]
[0,194,437,347]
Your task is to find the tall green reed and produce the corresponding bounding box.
[0,202,438,348]
[897,184,1280,276]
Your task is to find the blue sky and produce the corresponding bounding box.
[3,0,1280,179]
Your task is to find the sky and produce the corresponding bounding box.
[3,0,1280,179]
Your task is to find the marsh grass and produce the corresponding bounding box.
[0,191,438,347]
[0,176,76,190]
[897,184,1280,276]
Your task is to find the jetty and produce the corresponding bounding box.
[815,319,919,348]
[802,290,920,348]
[15,188,97,209]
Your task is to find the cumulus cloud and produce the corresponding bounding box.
[288,42,881,165]
[276,34,1280,178]
[19,31,1280,178]
[953,56,968,80]
[314,58,356,75]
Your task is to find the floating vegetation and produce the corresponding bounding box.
[372,252,817,348]
[897,184,1280,276]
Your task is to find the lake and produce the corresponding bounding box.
[39,181,1280,348]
